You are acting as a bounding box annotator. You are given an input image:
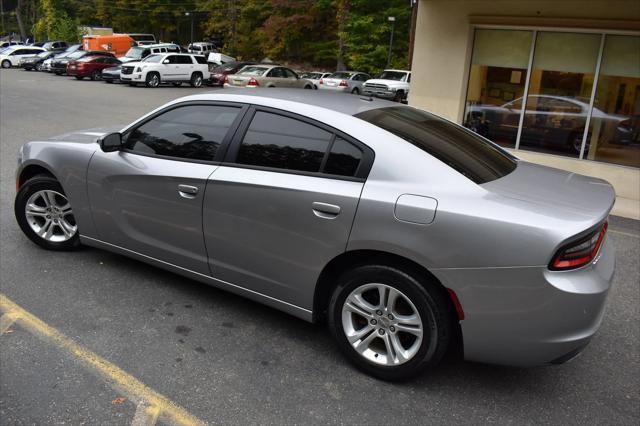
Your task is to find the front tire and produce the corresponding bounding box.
[145,72,160,88]
[328,264,453,381]
[1,60,11,68]
[90,70,101,81]
[35,63,43,71]
[14,176,80,251]
[351,87,360,95]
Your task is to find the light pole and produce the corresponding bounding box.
[185,12,194,44]
[386,16,396,69]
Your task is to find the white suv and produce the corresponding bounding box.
[120,53,209,88]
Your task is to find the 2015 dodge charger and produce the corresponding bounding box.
[14,90,615,381]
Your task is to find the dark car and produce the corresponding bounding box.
[51,50,114,75]
[209,61,257,86]
[20,50,57,71]
[67,56,122,80]
[42,41,69,51]
[101,65,122,83]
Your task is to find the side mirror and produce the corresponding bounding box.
[99,132,122,152]
[163,59,170,64]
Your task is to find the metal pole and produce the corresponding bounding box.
[190,14,194,44]
[1,0,5,36]
[386,17,395,69]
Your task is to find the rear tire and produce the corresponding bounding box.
[351,87,360,95]
[190,72,203,88]
[14,176,81,251]
[90,70,101,81]
[328,264,453,381]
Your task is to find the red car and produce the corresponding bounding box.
[67,56,122,81]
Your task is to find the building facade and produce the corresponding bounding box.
[410,0,640,219]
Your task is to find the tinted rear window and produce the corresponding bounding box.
[355,107,517,184]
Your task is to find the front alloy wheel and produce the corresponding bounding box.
[146,73,160,88]
[1,60,11,68]
[15,175,80,250]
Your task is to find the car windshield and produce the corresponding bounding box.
[355,106,517,184]
[125,47,148,59]
[301,72,321,79]
[142,54,163,63]
[67,51,85,59]
[37,51,51,58]
[329,72,353,79]
[377,71,407,81]
[238,66,268,76]
[78,56,98,62]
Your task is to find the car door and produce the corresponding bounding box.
[161,55,180,81]
[265,67,286,86]
[283,67,301,88]
[176,55,195,80]
[202,107,373,310]
[87,103,246,274]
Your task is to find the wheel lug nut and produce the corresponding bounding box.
[46,215,50,219]
[390,326,395,332]
[376,310,383,316]
[388,314,394,320]
[378,329,385,335]
[370,319,377,325]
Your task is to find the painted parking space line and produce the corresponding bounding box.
[609,229,640,239]
[0,293,207,426]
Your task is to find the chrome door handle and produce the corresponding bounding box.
[312,202,341,219]
[178,184,198,199]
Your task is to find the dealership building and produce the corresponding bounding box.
[410,0,640,219]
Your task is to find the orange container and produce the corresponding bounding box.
[82,34,135,57]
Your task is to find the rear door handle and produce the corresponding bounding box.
[312,202,341,219]
[178,184,198,198]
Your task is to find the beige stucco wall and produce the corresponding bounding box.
[409,0,640,219]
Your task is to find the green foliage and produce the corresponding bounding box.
[33,0,81,42]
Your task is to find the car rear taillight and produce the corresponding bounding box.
[247,77,259,87]
[319,78,324,85]
[223,74,229,84]
[550,221,608,270]
[339,79,348,87]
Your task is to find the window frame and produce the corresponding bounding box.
[222,105,375,181]
[120,101,250,165]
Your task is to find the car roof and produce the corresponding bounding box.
[174,88,394,116]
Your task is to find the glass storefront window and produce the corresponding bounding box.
[463,29,533,148]
[519,32,602,158]
[586,35,640,168]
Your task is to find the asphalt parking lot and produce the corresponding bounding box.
[1,69,639,425]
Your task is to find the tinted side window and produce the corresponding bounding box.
[194,55,207,64]
[324,137,362,177]
[165,55,178,64]
[237,111,332,172]
[176,55,192,64]
[283,68,297,79]
[124,105,241,161]
[267,67,284,78]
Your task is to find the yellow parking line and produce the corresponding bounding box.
[131,402,162,426]
[0,293,207,426]
[0,311,21,334]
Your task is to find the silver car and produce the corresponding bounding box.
[14,90,615,381]
[319,71,371,95]
[225,65,313,89]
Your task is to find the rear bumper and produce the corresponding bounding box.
[433,236,615,366]
[319,85,350,92]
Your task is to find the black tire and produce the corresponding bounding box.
[75,76,83,80]
[35,62,43,71]
[393,90,405,103]
[304,84,313,89]
[105,79,113,84]
[2,59,12,68]
[14,175,81,251]
[328,264,453,381]
[172,82,182,87]
[90,70,101,81]
[190,72,203,88]
[145,72,160,88]
[54,71,62,75]
[351,87,360,95]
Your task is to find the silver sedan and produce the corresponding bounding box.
[14,90,615,381]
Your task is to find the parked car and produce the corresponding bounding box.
[51,50,114,75]
[20,50,58,71]
[300,71,331,89]
[42,41,69,51]
[41,44,83,72]
[187,42,217,55]
[67,55,122,80]
[14,90,615,381]
[0,41,24,49]
[224,65,313,89]
[101,65,122,83]
[120,43,181,63]
[464,95,633,153]
[0,46,45,68]
[120,53,209,87]
[209,60,257,86]
[319,71,371,95]
[363,69,411,102]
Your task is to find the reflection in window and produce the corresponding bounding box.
[463,29,533,148]
[519,32,601,157]
[125,105,239,161]
[237,111,333,172]
[587,35,640,168]
[324,137,362,176]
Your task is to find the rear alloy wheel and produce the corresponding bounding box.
[190,73,203,88]
[15,176,80,250]
[328,265,453,381]
[91,70,101,81]
[146,72,160,88]
[1,60,11,68]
